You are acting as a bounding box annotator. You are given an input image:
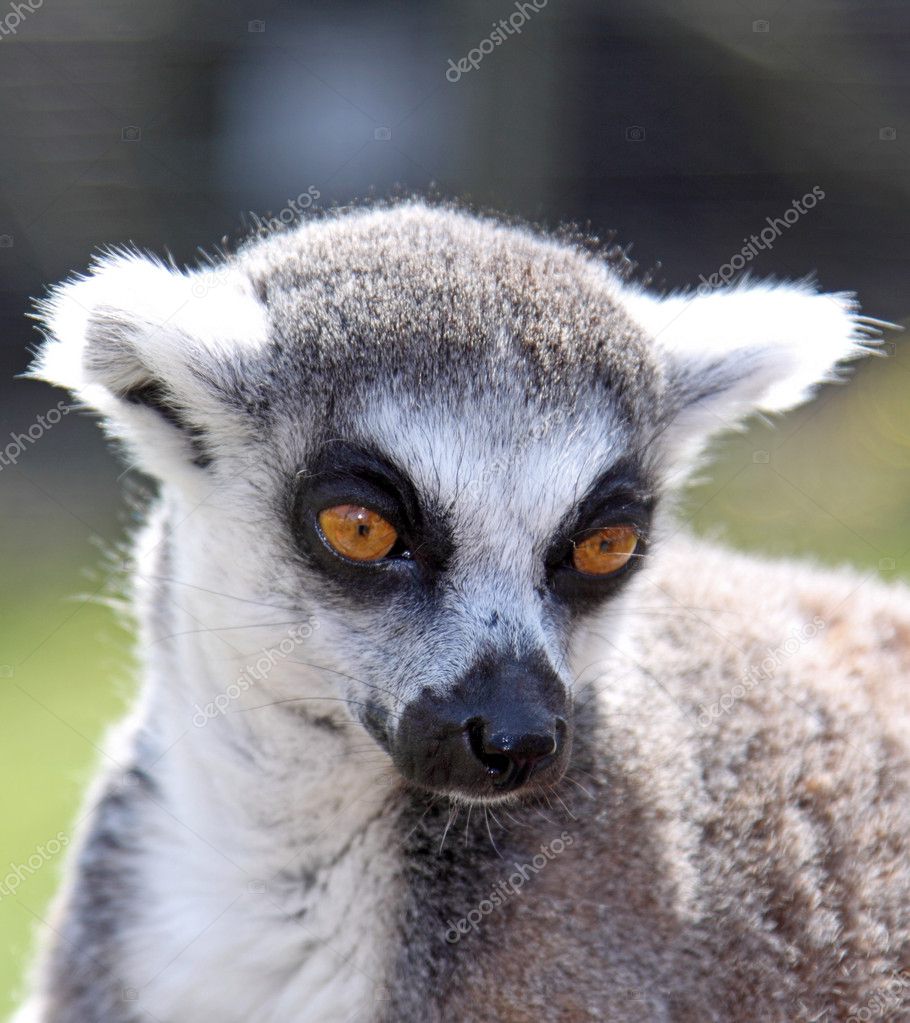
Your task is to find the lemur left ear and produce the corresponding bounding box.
[623,281,885,465]
[30,251,268,484]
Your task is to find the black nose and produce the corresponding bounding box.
[391,652,571,797]
[467,717,564,790]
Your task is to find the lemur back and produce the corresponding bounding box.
[17,203,910,1022]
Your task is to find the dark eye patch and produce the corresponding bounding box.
[287,439,651,611]
[545,456,655,605]
[290,440,454,592]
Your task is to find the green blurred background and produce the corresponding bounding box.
[1,0,909,1013]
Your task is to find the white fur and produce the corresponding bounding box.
[93,503,400,1023]
[31,253,269,488]
[622,281,882,450]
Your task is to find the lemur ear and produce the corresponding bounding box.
[30,252,268,482]
[623,281,883,467]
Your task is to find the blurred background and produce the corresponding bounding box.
[1,0,909,1010]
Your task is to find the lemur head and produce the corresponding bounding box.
[32,202,873,802]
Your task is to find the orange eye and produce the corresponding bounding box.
[571,525,639,576]
[317,505,398,562]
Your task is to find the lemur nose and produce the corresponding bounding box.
[467,718,564,790]
[391,653,571,797]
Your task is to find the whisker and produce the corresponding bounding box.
[602,605,746,619]
[135,573,302,614]
[334,755,392,767]
[463,804,473,846]
[549,786,577,821]
[439,805,458,853]
[152,619,311,644]
[562,775,595,800]
[283,658,405,704]
[234,696,398,722]
[402,797,440,846]
[582,628,697,720]
[487,806,506,832]
[483,805,503,858]
[331,753,389,762]
[533,804,558,826]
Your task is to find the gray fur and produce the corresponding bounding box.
[17,201,909,1022]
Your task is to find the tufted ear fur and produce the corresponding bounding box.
[30,252,268,485]
[623,281,886,469]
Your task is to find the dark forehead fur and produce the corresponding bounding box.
[231,202,664,431]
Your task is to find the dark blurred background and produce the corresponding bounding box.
[2,0,909,1010]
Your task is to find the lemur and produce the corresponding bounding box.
[16,201,910,1022]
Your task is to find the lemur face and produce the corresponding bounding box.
[285,400,656,799]
[33,202,872,802]
[243,207,664,799]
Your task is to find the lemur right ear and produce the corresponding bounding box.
[622,281,885,471]
[30,252,268,484]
